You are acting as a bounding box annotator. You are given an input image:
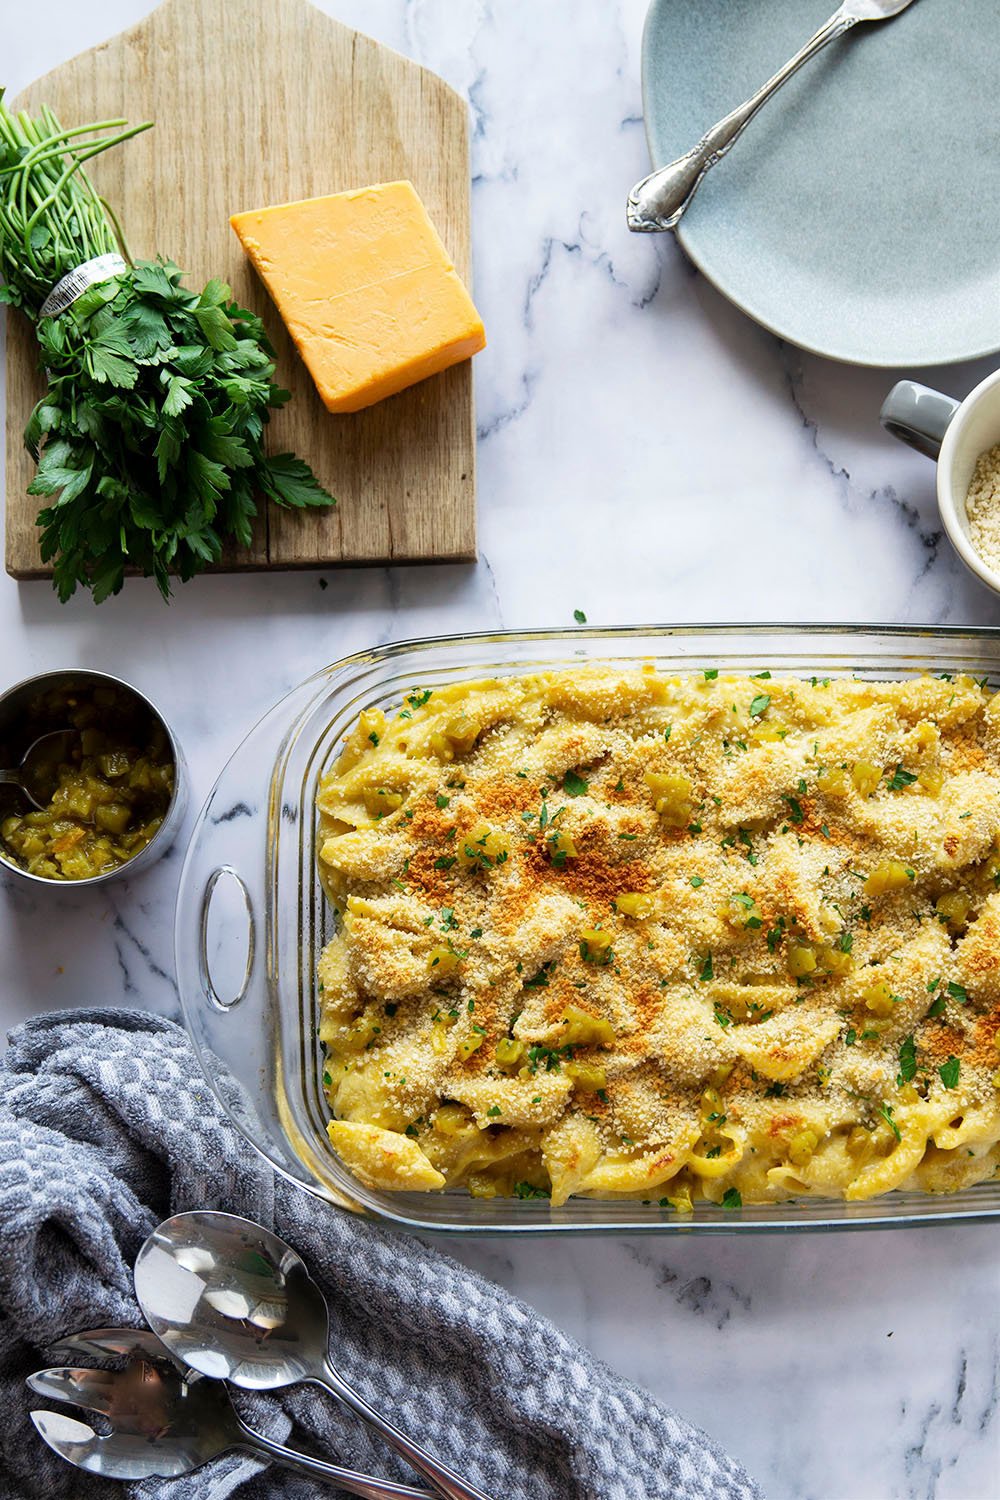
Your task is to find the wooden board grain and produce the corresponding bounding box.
[5,0,477,579]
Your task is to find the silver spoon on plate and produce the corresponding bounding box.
[627,0,920,233]
[134,1211,495,1500]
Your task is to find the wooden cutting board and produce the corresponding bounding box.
[5,0,477,580]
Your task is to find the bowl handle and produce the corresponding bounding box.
[198,865,256,1011]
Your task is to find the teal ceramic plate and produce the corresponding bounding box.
[641,0,1000,367]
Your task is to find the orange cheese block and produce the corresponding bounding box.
[230,180,485,414]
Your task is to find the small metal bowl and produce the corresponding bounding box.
[0,668,187,888]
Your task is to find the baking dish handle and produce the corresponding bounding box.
[198,865,256,1011]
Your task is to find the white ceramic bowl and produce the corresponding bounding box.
[882,369,1000,597]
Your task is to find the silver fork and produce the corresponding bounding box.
[627,0,921,232]
[27,1327,432,1498]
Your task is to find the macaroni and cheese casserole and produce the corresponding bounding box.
[315,668,1000,1209]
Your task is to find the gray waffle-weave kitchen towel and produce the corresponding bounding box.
[0,1008,764,1500]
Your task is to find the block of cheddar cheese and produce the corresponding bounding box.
[230,180,485,414]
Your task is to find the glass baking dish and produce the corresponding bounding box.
[175,624,1000,1234]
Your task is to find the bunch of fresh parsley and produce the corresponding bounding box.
[25,261,333,600]
[1,94,333,601]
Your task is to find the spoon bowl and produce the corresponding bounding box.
[135,1210,329,1388]
[0,729,79,811]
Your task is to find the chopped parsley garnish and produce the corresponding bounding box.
[407,689,432,709]
[897,1034,917,1085]
[487,1105,502,1118]
[713,1006,731,1028]
[436,793,450,809]
[434,855,457,870]
[749,692,771,718]
[470,927,483,939]
[783,794,804,824]
[946,981,968,1004]
[439,907,458,931]
[751,670,772,680]
[690,875,704,888]
[367,731,380,746]
[704,668,719,681]
[886,765,918,791]
[720,1188,742,1210]
[563,770,589,797]
[573,608,587,624]
[738,829,758,865]
[844,1028,857,1046]
[836,931,853,954]
[614,777,625,792]
[699,952,713,983]
[523,968,550,988]
[688,820,703,835]
[938,1056,960,1089]
[927,996,947,1018]
[513,1181,551,1199]
[527,1043,571,1074]
[322,1070,332,1086]
[879,1103,901,1142]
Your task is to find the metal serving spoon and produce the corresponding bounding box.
[0,729,78,809]
[627,0,920,232]
[27,1327,432,1498]
[134,1212,495,1500]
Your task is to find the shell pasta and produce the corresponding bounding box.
[315,668,1000,1208]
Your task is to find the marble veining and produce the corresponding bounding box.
[3,2,999,1497]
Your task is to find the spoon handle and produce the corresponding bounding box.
[626,3,857,232]
[315,1363,495,1500]
[237,1420,435,1499]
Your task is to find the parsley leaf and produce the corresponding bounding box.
[886,765,918,791]
[720,1188,742,1210]
[879,1103,901,1142]
[573,608,587,624]
[783,794,804,824]
[749,693,771,718]
[563,770,589,797]
[938,1056,960,1089]
[897,1034,917,1084]
[946,981,968,1004]
[513,1181,551,1199]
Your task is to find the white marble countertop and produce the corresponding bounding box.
[3,3,999,1497]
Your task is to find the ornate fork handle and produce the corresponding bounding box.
[626,4,857,232]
